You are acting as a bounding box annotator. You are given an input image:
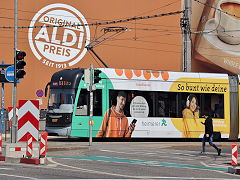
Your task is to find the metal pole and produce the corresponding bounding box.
[89,64,93,146]
[183,0,191,72]
[1,63,4,134]
[12,0,18,143]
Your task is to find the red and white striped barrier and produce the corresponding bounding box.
[17,100,39,142]
[8,107,18,128]
[40,131,48,158]
[20,133,39,165]
[0,133,4,161]
[27,134,33,158]
[232,143,238,166]
[9,147,38,152]
[0,133,2,154]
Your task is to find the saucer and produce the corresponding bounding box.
[203,18,240,56]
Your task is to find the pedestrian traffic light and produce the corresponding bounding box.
[16,50,26,79]
[94,69,102,84]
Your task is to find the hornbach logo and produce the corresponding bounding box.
[28,3,90,69]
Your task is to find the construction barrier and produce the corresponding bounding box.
[17,100,39,142]
[0,133,2,154]
[231,143,238,166]
[40,131,48,158]
[27,134,33,158]
[8,107,18,128]
[20,135,39,164]
[0,134,5,161]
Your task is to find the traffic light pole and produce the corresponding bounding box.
[89,64,93,146]
[12,0,18,143]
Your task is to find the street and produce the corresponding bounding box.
[0,138,239,179]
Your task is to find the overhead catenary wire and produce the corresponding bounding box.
[0,10,184,29]
[0,0,181,23]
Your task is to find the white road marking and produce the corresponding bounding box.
[0,167,13,170]
[47,157,235,179]
[47,157,142,178]
[100,149,196,160]
[0,173,37,179]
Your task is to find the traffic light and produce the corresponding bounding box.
[16,50,26,79]
[94,69,102,84]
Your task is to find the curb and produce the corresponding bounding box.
[20,157,40,165]
[47,146,89,152]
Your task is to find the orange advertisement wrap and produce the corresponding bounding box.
[192,0,240,74]
[0,0,181,108]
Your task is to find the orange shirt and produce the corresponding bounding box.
[96,106,131,138]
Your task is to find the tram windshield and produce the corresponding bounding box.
[48,89,75,113]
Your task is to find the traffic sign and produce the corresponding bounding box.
[17,100,39,142]
[36,89,43,98]
[5,66,14,82]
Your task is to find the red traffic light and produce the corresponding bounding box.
[16,50,26,79]
[16,51,26,60]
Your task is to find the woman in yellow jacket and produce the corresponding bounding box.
[182,94,200,138]
[97,91,135,138]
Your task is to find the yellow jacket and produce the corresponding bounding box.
[97,106,131,138]
[182,108,200,138]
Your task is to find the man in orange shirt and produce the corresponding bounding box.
[97,91,136,138]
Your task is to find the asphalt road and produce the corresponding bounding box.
[0,137,239,179]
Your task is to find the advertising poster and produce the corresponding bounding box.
[192,0,240,74]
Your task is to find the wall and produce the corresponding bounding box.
[0,0,182,109]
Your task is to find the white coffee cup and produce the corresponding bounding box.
[215,0,240,45]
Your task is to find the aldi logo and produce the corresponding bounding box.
[28,3,90,69]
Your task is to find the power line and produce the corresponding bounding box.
[0,10,184,29]
[136,0,181,16]
[100,43,182,54]
[0,0,181,21]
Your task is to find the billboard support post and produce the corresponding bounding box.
[182,0,191,72]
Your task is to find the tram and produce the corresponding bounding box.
[45,68,239,140]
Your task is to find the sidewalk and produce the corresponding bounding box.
[45,136,236,152]
[2,133,237,152]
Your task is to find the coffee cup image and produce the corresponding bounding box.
[215,0,240,45]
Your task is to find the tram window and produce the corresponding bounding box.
[76,89,102,116]
[76,89,88,116]
[200,94,224,118]
[180,93,224,119]
[157,92,169,117]
[93,90,102,116]
[181,93,201,118]
[109,90,154,117]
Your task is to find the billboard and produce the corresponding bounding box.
[0,0,182,108]
[192,0,240,74]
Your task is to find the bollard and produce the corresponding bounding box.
[40,131,48,157]
[39,131,48,164]
[27,134,33,158]
[232,142,238,166]
[20,134,39,164]
[0,133,2,154]
[0,133,5,161]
